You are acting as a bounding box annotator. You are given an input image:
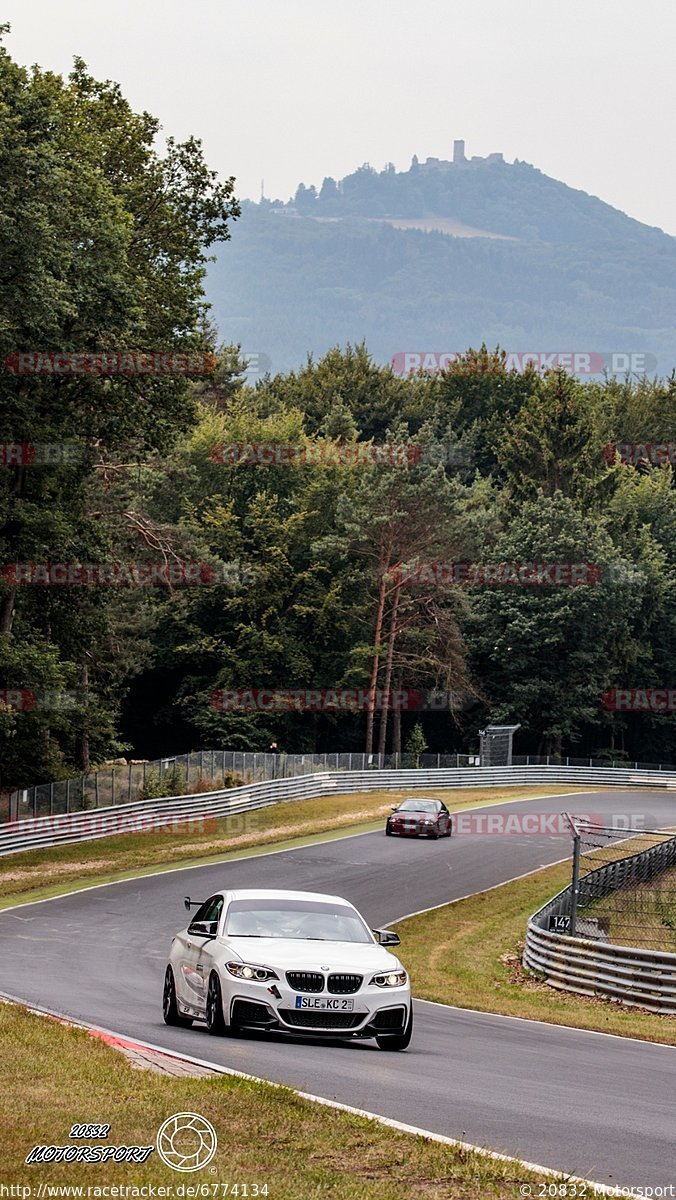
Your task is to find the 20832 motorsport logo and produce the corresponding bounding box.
[24,1114,217,1173]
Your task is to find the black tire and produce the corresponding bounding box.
[385,824,393,836]
[446,820,453,838]
[163,965,193,1028]
[206,971,228,1036]
[376,1007,413,1051]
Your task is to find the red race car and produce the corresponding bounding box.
[385,798,453,839]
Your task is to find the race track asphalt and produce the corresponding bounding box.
[1,788,675,1189]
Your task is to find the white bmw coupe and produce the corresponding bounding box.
[163,888,413,1050]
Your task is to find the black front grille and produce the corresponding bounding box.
[286,971,324,993]
[371,1006,406,1030]
[327,973,363,994]
[278,1009,363,1030]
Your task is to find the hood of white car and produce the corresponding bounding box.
[218,937,403,973]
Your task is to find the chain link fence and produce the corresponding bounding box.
[573,820,676,951]
[5,750,477,822]
[5,749,675,825]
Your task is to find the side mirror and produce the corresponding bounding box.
[188,920,217,938]
[373,928,400,947]
[390,806,398,812]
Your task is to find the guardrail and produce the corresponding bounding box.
[2,763,676,858]
[523,832,676,1014]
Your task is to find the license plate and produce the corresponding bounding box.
[294,996,354,1011]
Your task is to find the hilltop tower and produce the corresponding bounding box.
[453,139,466,164]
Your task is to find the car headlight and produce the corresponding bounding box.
[225,961,279,982]
[371,970,407,987]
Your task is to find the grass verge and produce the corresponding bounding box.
[0,1002,555,1198]
[395,860,676,1045]
[0,785,586,910]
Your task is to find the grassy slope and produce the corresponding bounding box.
[0,1002,553,1198]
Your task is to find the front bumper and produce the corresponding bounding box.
[387,819,437,837]
[226,976,411,1037]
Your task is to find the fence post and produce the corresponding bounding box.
[66,778,70,814]
[565,815,581,938]
[95,773,99,808]
[50,782,54,815]
[111,769,115,807]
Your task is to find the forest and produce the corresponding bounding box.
[1,38,675,790]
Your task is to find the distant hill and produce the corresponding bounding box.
[205,152,676,378]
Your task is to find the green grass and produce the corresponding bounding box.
[0,1001,557,1197]
[0,785,587,910]
[395,860,676,1045]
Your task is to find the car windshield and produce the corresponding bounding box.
[225,898,373,942]
[398,800,438,813]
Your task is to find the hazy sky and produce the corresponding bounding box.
[5,0,675,234]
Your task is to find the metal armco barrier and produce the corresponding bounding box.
[524,832,676,1014]
[2,763,676,858]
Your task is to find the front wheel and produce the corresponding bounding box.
[376,1007,413,1051]
[163,965,193,1028]
[206,972,227,1036]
